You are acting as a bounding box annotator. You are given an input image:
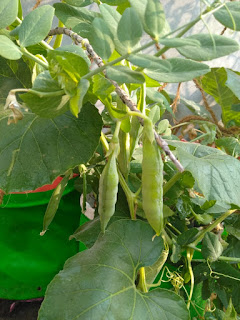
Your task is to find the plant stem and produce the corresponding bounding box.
[163,171,182,195]
[100,132,109,152]
[192,256,240,263]
[21,48,49,69]
[127,111,148,121]
[218,256,240,263]
[29,89,65,97]
[82,40,156,80]
[191,209,237,247]
[137,267,148,293]
[186,249,194,310]
[53,20,64,49]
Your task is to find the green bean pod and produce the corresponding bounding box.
[98,152,119,233]
[40,170,72,236]
[142,119,164,236]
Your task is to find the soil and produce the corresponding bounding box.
[0,299,42,320]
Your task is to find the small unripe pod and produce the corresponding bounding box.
[98,153,119,233]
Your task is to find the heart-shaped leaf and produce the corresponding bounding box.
[38,220,189,320]
[202,232,223,261]
[0,103,102,193]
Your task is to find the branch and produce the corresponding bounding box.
[48,27,184,172]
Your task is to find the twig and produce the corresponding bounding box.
[172,82,182,115]
[32,0,42,10]
[193,79,218,124]
[173,115,240,136]
[158,83,168,92]
[48,27,184,173]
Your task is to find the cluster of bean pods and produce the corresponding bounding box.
[98,115,163,236]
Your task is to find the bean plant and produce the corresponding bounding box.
[0,0,240,319]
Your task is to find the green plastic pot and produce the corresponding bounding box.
[0,178,80,300]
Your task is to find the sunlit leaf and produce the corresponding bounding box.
[214,2,240,31]
[19,5,55,47]
[177,34,239,61]
[0,0,18,29]
[0,35,22,60]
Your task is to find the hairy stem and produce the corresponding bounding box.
[21,48,49,69]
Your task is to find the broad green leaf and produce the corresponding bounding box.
[19,5,55,47]
[88,18,114,59]
[70,215,129,249]
[106,65,145,84]
[223,299,237,320]
[159,38,200,48]
[171,238,182,263]
[0,103,102,193]
[0,0,18,29]
[144,0,166,39]
[128,54,210,83]
[0,35,22,60]
[51,45,90,67]
[20,71,69,118]
[47,48,89,96]
[92,73,114,99]
[117,7,142,53]
[99,4,125,54]
[70,79,90,117]
[215,137,240,157]
[53,3,99,33]
[166,141,240,207]
[0,57,32,108]
[177,34,239,61]
[38,220,189,320]
[148,105,162,124]
[146,87,172,114]
[225,216,240,240]
[129,0,170,38]
[202,232,223,261]
[177,228,199,246]
[223,237,240,259]
[214,2,240,31]
[198,68,240,126]
[226,69,240,100]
